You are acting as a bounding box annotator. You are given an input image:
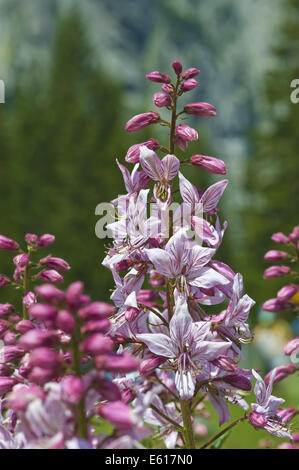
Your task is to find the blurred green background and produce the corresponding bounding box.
[0,0,298,448]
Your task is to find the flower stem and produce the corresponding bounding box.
[22,247,32,320]
[180,400,196,449]
[151,404,184,431]
[200,415,247,449]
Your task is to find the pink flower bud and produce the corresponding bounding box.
[264,250,288,261]
[13,253,29,267]
[0,275,11,287]
[66,281,84,310]
[79,302,115,320]
[97,378,122,402]
[23,291,37,309]
[263,265,290,279]
[292,433,299,442]
[124,307,139,322]
[29,303,57,321]
[265,364,296,385]
[223,374,251,391]
[182,67,200,79]
[149,270,165,287]
[277,285,298,302]
[25,233,38,246]
[277,407,297,424]
[28,367,57,384]
[194,423,208,436]
[55,310,75,333]
[190,154,226,174]
[181,78,198,92]
[184,102,216,117]
[284,338,299,356]
[139,357,165,376]
[289,226,299,243]
[38,234,55,247]
[81,318,110,335]
[174,136,188,152]
[278,443,299,449]
[0,377,17,395]
[35,284,65,304]
[61,375,84,404]
[18,330,58,350]
[7,384,45,411]
[0,303,15,318]
[172,60,182,74]
[212,355,238,373]
[80,333,113,355]
[95,353,139,373]
[0,364,11,376]
[40,255,70,271]
[136,290,158,303]
[153,91,171,108]
[262,298,288,313]
[125,139,159,164]
[176,124,198,142]
[161,83,174,94]
[146,71,171,83]
[271,232,289,244]
[0,345,24,363]
[125,111,160,132]
[3,331,16,344]
[97,401,135,430]
[15,319,35,334]
[38,269,63,284]
[29,347,61,370]
[249,412,267,429]
[0,235,19,251]
[0,319,10,336]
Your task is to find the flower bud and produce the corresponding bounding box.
[97,378,122,402]
[65,281,84,310]
[172,60,182,75]
[3,331,16,344]
[176,124,198,142]
[284,337,299,356]
[149,270,165,287]
[81,318,110,335]
[28,347,61,370]
[15,319,35,334]
[0,303,15,318]
[190,154,226,174]
[277,285,298,302]
[289,226,299,243]
[0,364,11,376]
[292,433,299,442]
[278,443,299,449]
[38,270,63,284]
[0,275,11,287]
[263,265,290,279]
[223,374,251,391]
[23,291,37,309]
[182,67,200,79]
[25,233,38,247]
[249,412,267,429]
[146,71,171,83]
[7,384,45,411]
[0,345,24,363]
[184,102,216,117]
[265,364,296,385]
[29,303,57,321]
[125,139,159,164]
[13,253,29,267]
[125,111,160,133]
[96,401,135,430]
[139,356,165,376]
[95,353,139,373]
[124,307,139,322]
[264,250,288,261]
[271,232,289,244]
[174,136,188,152]
[0,377,17,395]
[161,83,174,94]
[80,333,113,355]
[194,423,208,437]
[0,319,10,336]
[153,91,171,108]
[262,298,288,313]
[276,407,297,424]
[28,367,57,384]
[40,255,70,271]
[55,310,75,333]
[35,284,65,304]
[38,234,55,247]
[18,329,57,350]
[212,355,238,373]
[79,302,115,320]
[0,235,19,251]
[61,375,84,404]
[181,78,198,92]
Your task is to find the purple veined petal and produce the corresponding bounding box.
[116,159,135,193]
[188,266,230,289]
[178,172,200,207]
[194,339,232,361]
[160,154,180,181]
[232,273,243,305]
[191,217,220,247]
[165,228,189,272]
[136,333,177,358]
[169,297,192,348]
[175,370,195,400]
[252,369,268,406]
[184,245,216,279]
[145,248,175,278]
[207,390,231,426]
[200,179,228,213]
[232,294,255,324]
[192,321,211,342]
[124,291,138,309]
[139,146,163,181]
[265,368,278,403]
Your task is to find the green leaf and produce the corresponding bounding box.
[210,431,231,449]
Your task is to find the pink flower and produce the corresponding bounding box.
[264,250,288,261]
[172,60,182,75]
[61,376,84,404]
[13,253,29,267]
[153,92,171,108]
[97,401,136,431]
[182,67,200,79]
[23,291,37,309]
[125,111,160,132]
[29,304,58,321]
[38,234,55,247]
[125,139,159,164]
[271,232,289,244]
[55,310,75,333]
[262,298,288,313]
[265,364,296,385]
[184,102,216,117]
[176,124,198,142]
[35,284,65,304]
[38,269,64,284]
[190,155,226,174]
[181,79,198,92]
[263,266,290,279]
[0,235,19,251]
[40,256,70,271]
[146,71,171,83]
[0,275,11,287]
[277,285,297,302]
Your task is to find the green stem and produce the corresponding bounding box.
[180,400,196,449]
[200,415,247,449]
[151,404,184,431]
